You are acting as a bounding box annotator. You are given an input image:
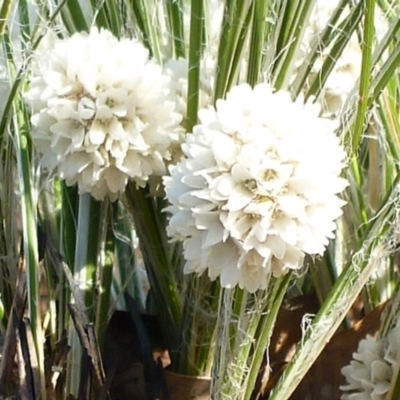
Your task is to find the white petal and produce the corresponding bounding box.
[88,121,106,145]
[78,97,96,120]
[265,235,286,259]
[225,185,254,211]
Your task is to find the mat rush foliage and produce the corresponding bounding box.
[1,0,400,399]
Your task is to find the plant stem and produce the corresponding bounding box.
[247,0,269,87]
[242,273,292,400]
[186,0,204,132]
[351,0,375,152]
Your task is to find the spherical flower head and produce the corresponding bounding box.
[164,83,348,292]
[25,27,181,201]
[341,322,400,400]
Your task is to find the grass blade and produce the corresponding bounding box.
[13,97,45,397]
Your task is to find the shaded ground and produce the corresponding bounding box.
[0,290,384,400]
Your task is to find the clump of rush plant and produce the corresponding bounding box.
[1,1,400,400]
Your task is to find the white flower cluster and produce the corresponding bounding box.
[164,83,348,292]
[341,322,400,399]
[294,0,362,115]
[25,28,181,200]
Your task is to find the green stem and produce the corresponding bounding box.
[214,0,252,101]
[125,183,181,361]
[85,198,102,315]
[61,184,78,270]
[291,0,348,97]
[167,0,185,58]
[106,0,122,37]
[243,273,292,400]
[59,184,78,336]
[186,0,204,132]
[370,41,400,105]
[387,350,400,400]
[90,0,110,31]
[351,0,376,152]
[273,0,314,90]
[305,0,363,101]
[247,0,269,87]
[0,0,12,37]
[95,201,113,351]
[66,193,101,396]
[126,0,152,53]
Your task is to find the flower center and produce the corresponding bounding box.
[243,179,257,192]
[264,169,277,181]
[256,195,274,205]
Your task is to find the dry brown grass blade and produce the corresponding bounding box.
[17,317,41,399]
[0,261,44,399]
[46,333,69,399]
[0,262,26,397]
[15,325,29,400]
[67,303,108,399]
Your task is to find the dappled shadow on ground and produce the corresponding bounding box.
[257,295,386,400]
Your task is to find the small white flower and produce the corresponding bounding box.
[164,83,348,291]
[25,27,181,200]
[341,322,400,400]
